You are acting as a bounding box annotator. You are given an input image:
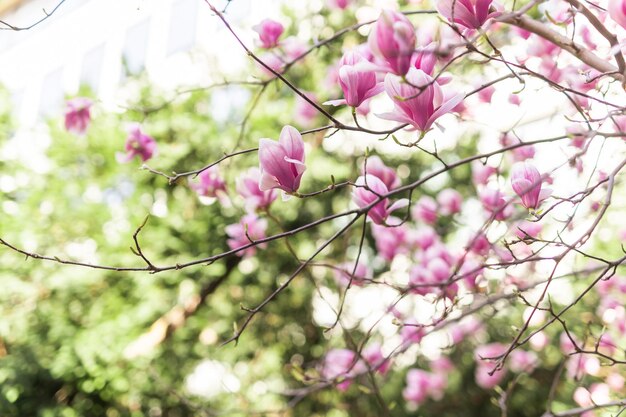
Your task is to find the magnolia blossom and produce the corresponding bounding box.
[320,349,364,391]
[412,196,438,224]
[294,91,318,127]
[403,369,447,405]
[469,232,490,256]
[438,0,500,29]
[477,84,495,103]
[328,0,350,9]
[190,167,226,199]
[352,175,408,225]
[236,167,278,211]
[225,214,268,257]
[372,221,409,261]
[324,51,383,108]
[437,188,463,215]
[334,261,371,287]
[566,354,600,380]
[368,9,416,76]
[412,226,438,250]
[253,19,284,49]
[479,187,512,220]
[259,125,306,195]
[64,97,93,135]
[474,343,507,389]
[509,350,538,373]
[379,68,463,132]
[409,265,440,296]
[362,343,390,375]
[118,124,157,163]
[281,36,308,61]
[413,43,437,75]
[400,325,425,346]
[510,161,551,210]
[257,53,285,78]
[362,156,400,190]
[514,220,542,239]
[410,256,458,298]
[472,161,497,185]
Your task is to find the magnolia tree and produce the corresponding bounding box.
[2,0,626,415]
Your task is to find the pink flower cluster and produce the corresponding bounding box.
[403,358,453,406]
[474,344,538,389]
[118,123,157,163]
[320,345,389,391]
[64,97,93,135]
[322,9,463,134]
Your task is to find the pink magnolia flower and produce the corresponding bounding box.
[362,343,390,375]
[352,175,408,225]
[294,91,319,127]
[529,331,549,350]
[539,0,574,24]
[225,214,268,257]
[510,161,551,210]
[403,369,431,405]
[409,265,437,295]
[281,36,308,60]
[411,226,438,250]
[413,43,438,76]
[372,221,409,261]
[259,125,306,195]
[334,261,371,287]
[328,0,351,9]
[437,0,500,29]
[320,349,365,391]
[474,343,507,389]
[560,332,580,355]
[412,195,438,224]
[368,10,416,76]
[472,161,497,185]
[403,369,447,405]
[477,84,495,103]
[469,232,490,256]
[475,364,506,389]
[379,68,464,132]
[607,373,625,391]
[573,384,610,417]
[566,354,600,380]
[509,350,538,373]
[514,220,542,239]
[437,188,463,215]
[512,144,536,162]
[64,97,93,135]
[236,167,278,211]
[118,124,157,163]
[609,0,626,29]
[458,258,483,289]
[475,343,507,362]
[431,357,455,375]
[362,156,400,190]
[190,166,226,199]
[508,93,521,106]
[423,241,455,264]
[253,19,284,49]
[401,325,425,346]
[257,52,285,78]
[479,187,512,220]
[324,51,383,108]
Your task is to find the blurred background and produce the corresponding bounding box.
[1,1,624,416]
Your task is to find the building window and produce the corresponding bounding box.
[80,43,105,93]
[122,18,150,75]
[167,0,197,55]
[39,67,64,117]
